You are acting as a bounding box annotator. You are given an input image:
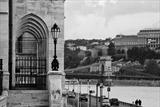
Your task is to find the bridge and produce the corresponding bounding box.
[64,63,158,107]
[64,63,160,80]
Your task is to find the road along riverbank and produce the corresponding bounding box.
[67,93,142,107]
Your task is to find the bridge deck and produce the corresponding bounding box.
[65,73,160,80]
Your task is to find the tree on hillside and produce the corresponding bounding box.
[127,47,159,64]
[64,46,81,69]
[145,59,160,76]
[108,42,115,56]
[98,50,102,56]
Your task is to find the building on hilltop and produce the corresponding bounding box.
[112,35,144,50]
[77,45,87,51]
[112,28,160,50]
[88,48,99,58]
[137,28,160,49]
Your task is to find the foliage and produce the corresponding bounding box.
[114,65,145,76]
[145,59,160,76]
[108,42,116,56]
[65,39,111,47]
[64,46,81,69]
[98,50,102,56]
[127,47,160,64]
[64,39,111,69]
[112,54,125,61]
[85,51,91,57]
[116,49,125,54]
[64,42,98,69]
[80,56,98,66]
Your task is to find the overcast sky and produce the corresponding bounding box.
[64,0,160,40]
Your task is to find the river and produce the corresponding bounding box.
[66,85,160,107]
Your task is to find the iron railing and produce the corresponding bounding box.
[15,57,46,89]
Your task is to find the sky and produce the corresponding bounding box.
[64,0,160,40]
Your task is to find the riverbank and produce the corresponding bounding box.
[66,85,159,107]
[113,80,160,87]
[67,92,142,107]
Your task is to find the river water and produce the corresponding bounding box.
[66,85,160,107]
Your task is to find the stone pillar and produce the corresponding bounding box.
[3,71,10,90]
[47,71,65,107]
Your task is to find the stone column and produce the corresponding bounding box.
[47,71,65,107]
[3,71,10,90]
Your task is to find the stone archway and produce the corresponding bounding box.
[15,13,49,89]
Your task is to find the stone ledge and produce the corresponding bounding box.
[9,90,49,94]
[47,71,65,76]
[2,71,9,76]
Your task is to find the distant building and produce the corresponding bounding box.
[112,28,160,50]
[88,48,99,58]
[77,46,87,51]
[67,43,76,47]
[90,63,101,73]
[95,45,108,56]
[90,42,99,46]
[111,64,121,73]
[104,41,110,46]
[99,56,113,76]
[137,28,160,49]
[112,35,144,50]
[90,56,113,75]
[67,43,77,51]
[90,56,123,74]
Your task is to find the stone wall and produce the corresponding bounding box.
[7,90,49,107]
[0,95,7,107]
[0,91,8,107]
[10,0,65,87]
[12,0,64,71]
[0,0,9,71]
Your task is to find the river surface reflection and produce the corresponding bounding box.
[66,85,160,107]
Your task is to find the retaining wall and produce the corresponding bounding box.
[0,91,8,107]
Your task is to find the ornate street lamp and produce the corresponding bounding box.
[51,23,60,71]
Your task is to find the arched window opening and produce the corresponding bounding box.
[16,32,37,56]
[15,13,48,89]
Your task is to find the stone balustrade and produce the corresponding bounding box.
[0,91,8,107]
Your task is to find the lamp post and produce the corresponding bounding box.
[100,62,105,107]
[96,83,100,107]
[89,90,95,107]
[51,23,60,71]
[107,86,110,99]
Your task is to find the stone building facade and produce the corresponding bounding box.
[0,0,64,90]
[137,28,160,49]
[0,0,65,106]
[0,0,9,72]
[113,28,160,50]
[113,35,144,50]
